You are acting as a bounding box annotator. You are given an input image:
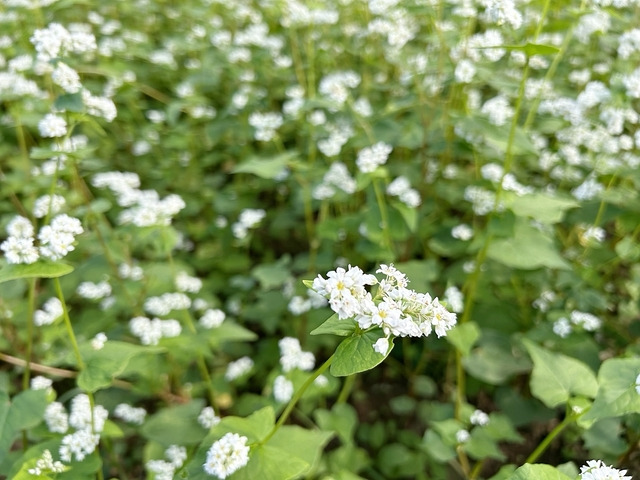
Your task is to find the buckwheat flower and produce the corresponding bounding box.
[579,226,606,246]
[69,394,108,432]
[144,292,191,316]
[312,265,377,320]
[356,142,393,174]
[470,409,490,426]
[146,460,175,480]
[38,113,67,138]
[314,375,329,388]
[6,215,34,238]
[456,429,470,443]
[484,0,523,29]
[570,310,602,331]
[118,262,144,280]
[51,62,82,93]
[199,308,226,329]
[444,286,464,313]
[1,236,39,264]
[481,95,514,126]
[33,194,66,219]
[203,432,250,478]
[373,337,390,355]
[198,406,221,429]
[455,59,476,83]
[579,460,631,480]
[28,449,66,475]
[165,445,187,468]
[114,403,147,425]
[273,375,294,403]
[635,374,640,395]
[288,295,311,315]
[279,337,315,372]
[81,90,117,121]
[225,356,254,381]
[129,316,162,345]
[451,224,473,241]
[318,71,360,108]
[77,280,112,299]
[90,332,107,350]
[30,23,72,61]
[175,271,203,293]
[248,112,283,141]
[553,317,572,338]
[44,402,69,433]
[31,375,53,391]
[34,297,63,326]
[60,429,100,462]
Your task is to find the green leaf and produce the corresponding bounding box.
[251,256,291,290]
[502,43,561,56]
[487,218,569,270]
[218,407,275,442]
[464,333,531,385]
[208,321,258,347]
[232,152,296,179]
[54,92,84,112]
[506,193,579,224]
[615,236,640,261]
[0,390,48,464]
[236,444,309,480]
[270,425,333,473]
[0,261,74,283]
[580,358,640,425]
[446,322,480,356]
[523,339,598,408]
[315,403,358,444]
[506,463,572,480]
[141,400,206,447]
[391,201,418,232]
[330,330,392,377]
[77,341,163,392]
[310,314,357,337]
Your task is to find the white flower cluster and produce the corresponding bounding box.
[203,432,251,479]
[579,460,631,480]
[481,94,514,126]
[129,316,181,345]
[464,186,503,215]
[356,142,392,174]
[287,289,328,315]
[279,337,315,372]
[27,450,65,476]
[119,262,144,280]
[232,208,266,240]
[470,409,490,426]
[199,308,226,329]
[43,394,107,463]
[38,113,67,138]
[618,28,640,59]
[91,332,107,350]
[34,297,63,326]
[147,445,188,480]
[317,122,353,157]
[444,286,464,314]
[281,0,339,27]
[248,111,283,141]
[144,292,191,316]
[483,0,523,29]
[33,194,66,218]
[30,22,96,62]
[318,71,360,108]
[553,310,602,338]
[198,406,221,429]
[451,224,473,241]
[30,375,53,391]
[387,176,421,208]
[225,356,254,381]
[77,280,111,300]
[312,264,457,355]
[175,271,203,293]
[92,171,185,227]
[313,162,357,200]
[273,375,294,403]
[114,403,147,425]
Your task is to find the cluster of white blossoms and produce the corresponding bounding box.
[313,162,357,200]
[30,22,96,62]
[248,111,283,141]
[199,308,226,329]
[198,406,221,429]
[317,122,353,158]
[451,224,474,241]
[386,176,421,208]
[273,375,294,403]
[129,316,181,345]
[33,297,63,326]
[553,310,602,338]
[175,271,203,293]
[356,142,393,174]
[279,337,315,372]
[32,194,66,218]
[147,445,188,480]
[144,292,191,316]
[318,71,360,108]
[113,403,147,425]
[43,394,108,463]
[92,171,185,227]
[27,450,65,476]
[118,262,144,281]
[76,280,111,300]
[579,460,631,480]
[0,214,81,265]
[203,432,251,478]
[225,356,254,381]
[232,208,266,240]
[312,264,457,355]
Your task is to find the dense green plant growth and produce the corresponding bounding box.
[1,0,640,479]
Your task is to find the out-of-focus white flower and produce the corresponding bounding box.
[273,375,294,403]
[225,356,254,381]
[203,433,250,478]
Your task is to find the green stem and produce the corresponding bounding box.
[525,411,581,464]
[336,374,356,404]
[262,354,334,444]
[372,178,394,258]
[54,278,85,370]
[21,278,37,391]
